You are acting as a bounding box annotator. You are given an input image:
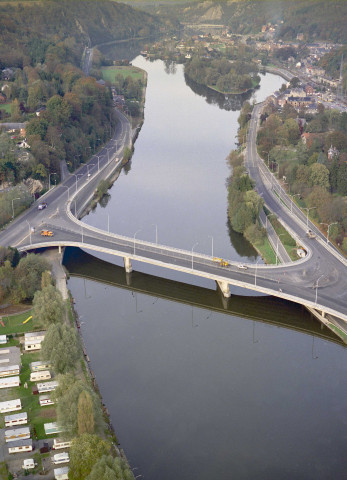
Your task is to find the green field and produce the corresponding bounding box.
[101,66,144,83]
[0,102,11,114]
[0,310,34,335]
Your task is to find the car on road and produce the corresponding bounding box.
[237,264,248,270]
[40,230,53,237]
[38,202,47,210]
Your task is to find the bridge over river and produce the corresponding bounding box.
[1,107,347,334]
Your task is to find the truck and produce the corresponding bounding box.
[306,229,316,239]
[40,230,53,237]
[213,257,229,267]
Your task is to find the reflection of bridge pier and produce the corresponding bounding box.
[124,257,132,273]
[216,280,230,299]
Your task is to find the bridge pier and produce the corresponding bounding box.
[216,280,230,298]
[58,245,62,254]
[124,257,132,273]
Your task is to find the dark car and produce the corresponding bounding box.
[38,202,47,210]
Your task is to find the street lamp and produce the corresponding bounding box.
[49,173,57,190]
[254,257,261,286]
[133,229,142,255]
[303,206,317,228]
[60,184,70,200]
[314,274,325,304]
[191,242,198,270]
[290,193,300,213]
[87,163,95,176]
[208,235,214,257]
[276,233,286,265]
[26,220,32,244]
[151,224,158,244]
[320,222,338,244]
[11,197,20,218]
[106,147,112,164]
[94,155,101,172]
[73,174,83,191]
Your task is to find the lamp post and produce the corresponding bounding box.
[208,235,214,257]
[60,184,70,200]
[276,233,286,265]
[133,229,142,255]
[94,155,101,173]
[191,242,198,270]
[315,274,325,304]
[290,193,300,213]
[303,206,317,228]
[11,197,20,218]
[73,174,83,192]
[26,220,32,244]
[49,173,57,190]
[151,224,158,244]
[320,222,338,244]
[106,147,112,164]
[81,225,84,243]
[87,163,95,176]
[254,258,261,286]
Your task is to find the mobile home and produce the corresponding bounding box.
[44,422,62,435]
[5,412,27,427]
[5,426,31,443]
[0,334,7,344]
[24,331,46,351]
[0,364,20,378]
[0,399,21,413]
[30,361,51,372]
[0,375,20,389]
[22,459,35,470]
[8,439,33,454]
[53,438,71,450]
[30,370,51,382]
[39,394,54,407]
[37,381,58,393]
[54,466,69,480]
[52,452,70,464]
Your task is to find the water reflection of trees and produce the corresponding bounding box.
[184,74,255,111]
[226,216,258,260]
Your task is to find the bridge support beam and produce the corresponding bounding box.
[216,280,230,298]
[58,245,62,254]
[124,257,132,273]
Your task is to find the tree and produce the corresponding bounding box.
[14,254,50,301]
[41,270,52,289]
[41,323,80,373]
[69,434,110,480]
[32,284,64,327]
[86,455,134,480]
[309,163,330,189]
[77,391,95,435]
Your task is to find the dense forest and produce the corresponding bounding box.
[139,0,347,44]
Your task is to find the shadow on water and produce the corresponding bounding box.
[184,74,254,111]
[63,247,343,345]
[226,216,258,259]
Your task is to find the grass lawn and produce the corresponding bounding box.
[0,310,35,335]
[0,102,11,114]
[256,237,277,264]
[101,66,144,84]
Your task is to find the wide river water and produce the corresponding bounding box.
[65,54,347,479]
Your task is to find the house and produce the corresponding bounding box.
[30,370,51,382]
[5,426,30,443]
[35,106,46,116]
[22,459,35,470]
[8,439,33,454]
[52,452,70,464]
[44,422,63,435]
[24,331,46,351]
[5,412,28,428]
[54,466,69,480]
[36,380,58,394]
[17,139,30,149]
[0,334,7,345]
[39,394,55,407]
[0,364,20,378]
[30,361,51,372]
[0,375,20,389]
[0,399,22,413]
[53,438,71,450]
[328,145,339,160]
[301,132,323,148]
[305,85,314,95]
[2,68,14,80]
[286,96,312,109]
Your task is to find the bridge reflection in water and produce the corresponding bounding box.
[63,248,342,345]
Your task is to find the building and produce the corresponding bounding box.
[52,452,70,464]
[0,364,20,378]
[5,426,31,443]
[54,466,69,480]
[36,380,58,394]
[328,145,339,160]
[0,334,7,344]
[0,399,22,413]
[5,412,27,428]
[53,438,71,450]
[8,439,33,454]
[22,459,35,470]
[30,361,51,372]
[30,370,51,382]
[0,346,21,365]
[0,375,20,389]
[44,422,63,435]
[39,394,55,407]
[24,331,46,351]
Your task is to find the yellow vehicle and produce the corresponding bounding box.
[213,257,229,267]
[40,230,53,237]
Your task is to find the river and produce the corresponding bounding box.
[65,54,347,479]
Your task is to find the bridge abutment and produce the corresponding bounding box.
[124,257,132,273]
[216,280,230,298]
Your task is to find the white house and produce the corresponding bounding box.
[5,412,27,428]
[5,426,30,443]
[54,466,69,480]
[0,399,22,413]
[0,376,20,389]
[8,439,33,454]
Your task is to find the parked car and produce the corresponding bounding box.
[38,202,47,210]
[237,264,248,270]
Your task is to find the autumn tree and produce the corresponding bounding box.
[77,391,95,435]
[69,434,110,480]
[86,455,134,480]
[32,284,64,327]
[41,323,80,373]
